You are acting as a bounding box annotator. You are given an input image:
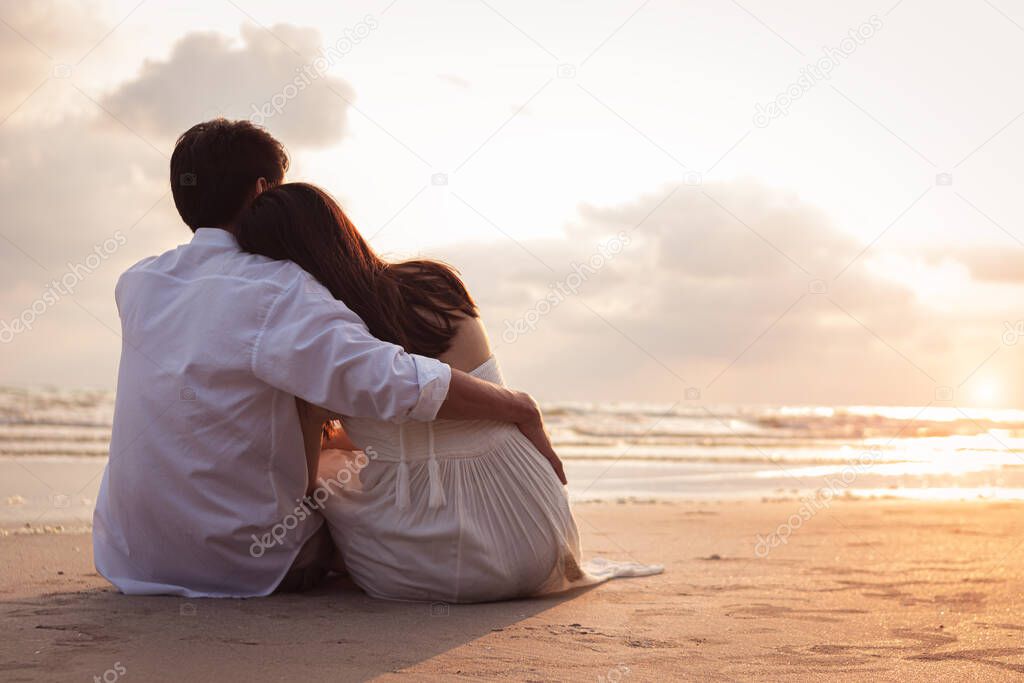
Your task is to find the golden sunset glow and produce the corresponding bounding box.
[0,0,1021,408]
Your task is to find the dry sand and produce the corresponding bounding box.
[2,499,1023,681]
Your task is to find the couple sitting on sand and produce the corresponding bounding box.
[92,119,661,600]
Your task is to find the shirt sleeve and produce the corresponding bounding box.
[251,274,451,422]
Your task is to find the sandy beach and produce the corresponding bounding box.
[3,498,1023,681]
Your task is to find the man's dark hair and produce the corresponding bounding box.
[170,119,289,232]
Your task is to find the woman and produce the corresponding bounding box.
[237,183,661,602]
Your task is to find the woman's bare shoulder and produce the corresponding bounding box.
[438,313,492,373]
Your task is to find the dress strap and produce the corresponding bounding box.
[427,422,446,509]
[395,422,410,510]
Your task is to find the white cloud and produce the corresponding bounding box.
[441,181,965,405]
[98,23,356,147]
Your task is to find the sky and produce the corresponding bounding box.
[1,0,1022,408]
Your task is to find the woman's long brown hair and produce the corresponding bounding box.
[236,182,477,358]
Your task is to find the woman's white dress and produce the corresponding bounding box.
[320,356,662,603]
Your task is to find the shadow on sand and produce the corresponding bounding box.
[1,575,596,681]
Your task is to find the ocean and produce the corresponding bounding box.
[3,386,1024,525]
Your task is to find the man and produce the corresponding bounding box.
[93,119,564,597]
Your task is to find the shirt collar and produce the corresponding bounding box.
[192,228,240,249]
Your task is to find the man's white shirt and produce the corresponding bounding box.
[93,228,451,597]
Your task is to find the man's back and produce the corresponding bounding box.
[94,228,322,596]
[93,228,451,596]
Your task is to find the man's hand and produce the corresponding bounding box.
[514,393,567,485]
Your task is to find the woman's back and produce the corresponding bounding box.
[325,350,585,602]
